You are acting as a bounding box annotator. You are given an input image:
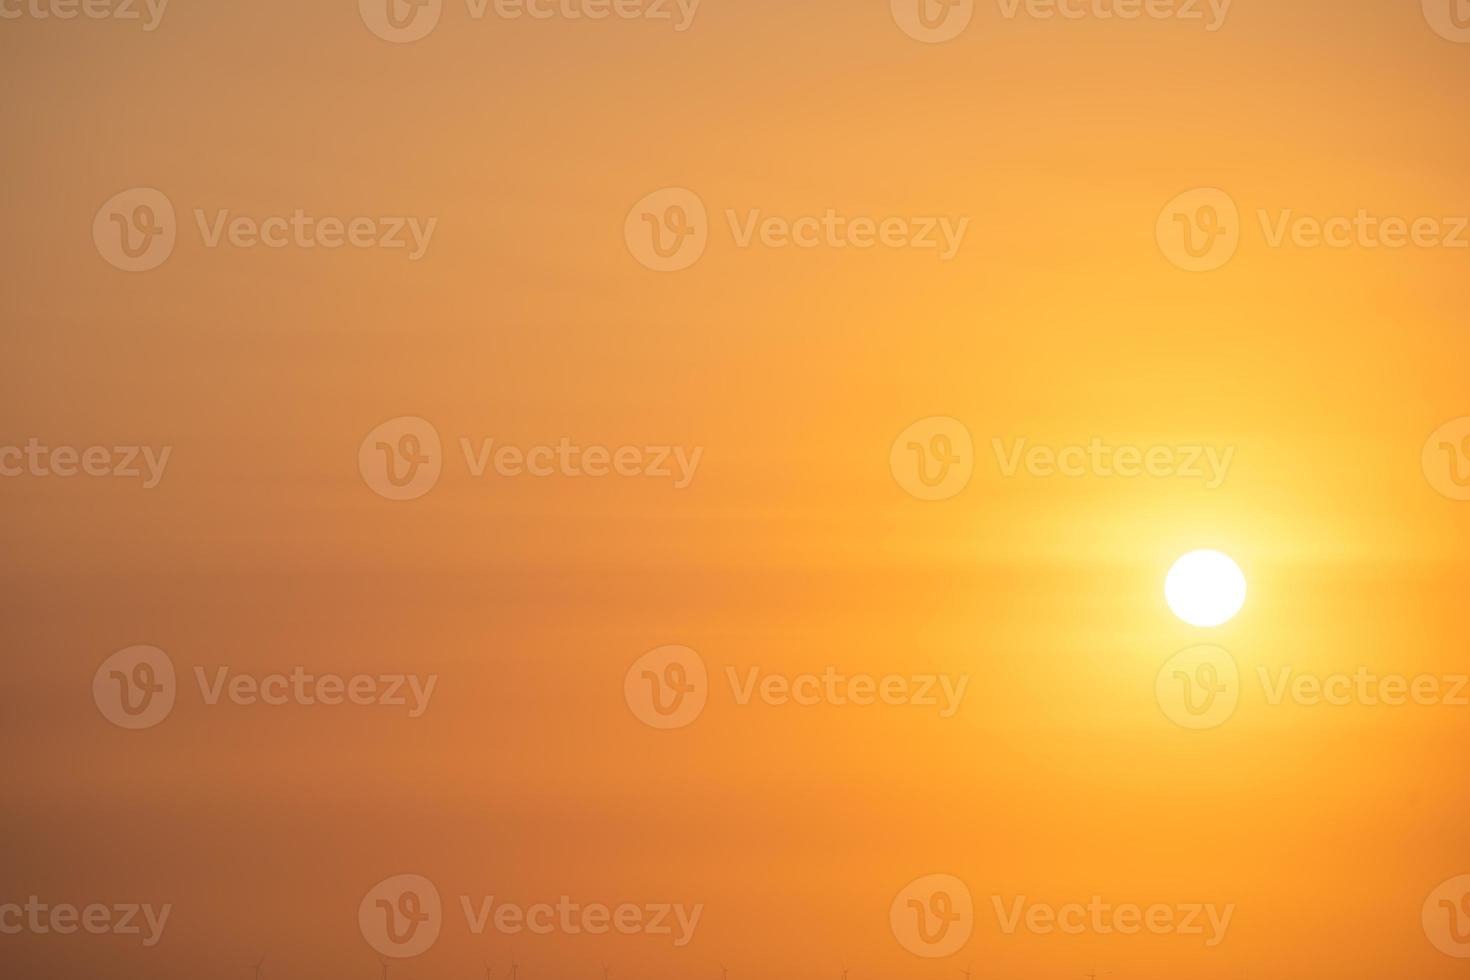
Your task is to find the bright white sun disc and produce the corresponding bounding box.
[1165,550,1246,627]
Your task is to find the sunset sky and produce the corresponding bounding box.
[3,1,1470,978]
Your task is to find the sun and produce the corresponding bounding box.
[1165,550,1247,627]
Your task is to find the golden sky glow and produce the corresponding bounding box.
[3,1,1470,978]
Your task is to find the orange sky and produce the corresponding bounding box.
[2,1,1470,978]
